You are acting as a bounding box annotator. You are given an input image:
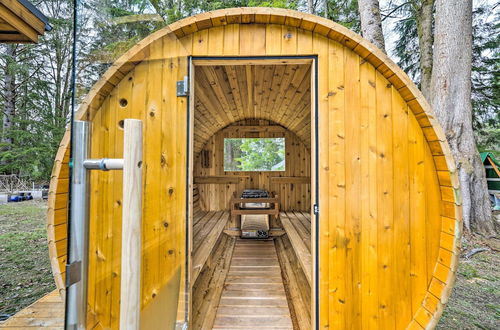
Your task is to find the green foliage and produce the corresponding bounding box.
[472,5,499,153]
[325,0,360,33]
[389,1,499,154]
[459,263,479,280]
[224,138,285,171]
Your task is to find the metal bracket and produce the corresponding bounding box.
[66,261,82,287]
[313,204,319,215]
[176,76,189,96]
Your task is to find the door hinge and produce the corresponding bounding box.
[65,261,82,287]
[176,76,189,97]
[313,204,319,215]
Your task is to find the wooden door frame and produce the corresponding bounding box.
[187,55,320,329]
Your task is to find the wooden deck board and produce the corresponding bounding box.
[0,290,64,329]
[213,239,293,330]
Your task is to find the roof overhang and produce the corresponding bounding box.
[0,0,51,43]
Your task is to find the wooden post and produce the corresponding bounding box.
[120,119,143,330]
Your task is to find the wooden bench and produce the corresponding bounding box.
[192,186,230,284]
[279,211,312,286]
[229,194,280,229]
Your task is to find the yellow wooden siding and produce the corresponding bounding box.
[47,9,460,329]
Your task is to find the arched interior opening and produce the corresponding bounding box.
[191,60,313,329]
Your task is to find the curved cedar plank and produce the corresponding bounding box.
[47,130,70,299]
[46,7,461,329]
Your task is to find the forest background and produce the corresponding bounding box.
[0,0,498,234]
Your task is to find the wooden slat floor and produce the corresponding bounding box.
[0,290,64,329]
[213,239,293,330]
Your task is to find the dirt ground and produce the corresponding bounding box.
[0,201,498,328]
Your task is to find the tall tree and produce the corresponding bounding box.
[1,45,17,146]
[415,0,433,99]
[325,0,360,32]
[358,0,386,52]
[307,0,314,13]
[430,0,495,235]
[471,4,499,153]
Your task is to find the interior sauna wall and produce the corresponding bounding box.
[194,119,311,212]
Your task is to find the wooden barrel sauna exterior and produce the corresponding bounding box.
[47,7,461,329]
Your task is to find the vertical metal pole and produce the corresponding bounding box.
[66,120,90,329]
[120,119,143,329]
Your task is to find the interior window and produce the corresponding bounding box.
[223,138,285,171]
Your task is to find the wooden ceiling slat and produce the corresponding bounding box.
[263,65,287,120]
[194,63,312,154]
[224,66,245,120]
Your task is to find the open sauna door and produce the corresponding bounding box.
[80,51,191,329]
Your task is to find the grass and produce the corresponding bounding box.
[437,238,500,330]
[0,201,498,328]
[0,200,55,320]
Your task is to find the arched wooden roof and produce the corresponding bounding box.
[194,63,312,153]
[47,7,462,330]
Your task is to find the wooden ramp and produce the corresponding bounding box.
[213,239,293,330]
[0,290,64,329]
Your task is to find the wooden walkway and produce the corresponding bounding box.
[213,239,293,329]
[0,290,64,329]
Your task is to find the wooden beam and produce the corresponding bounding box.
[230,209,279,216]
[193,58,314,66]
[270,176,311,184]
[0,4,39,42]
[2,0,46,34]
[223,125,287,133]
[230,197,280,204]
[0,32,31,42]
[223,228,286,237]
[487,156,500,177]
[194,175,249,184]
[120,119,143,330]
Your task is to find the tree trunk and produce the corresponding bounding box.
[2,44,16,147]
[358,0,386,52]
[307,0,314,14]
[415,0,434,100]
[431,0,495,236]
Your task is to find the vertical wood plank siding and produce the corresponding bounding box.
[47,8,461,329]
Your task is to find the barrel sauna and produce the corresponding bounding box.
[47,7,461,330]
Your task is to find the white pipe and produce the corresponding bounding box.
[83,158,124,170]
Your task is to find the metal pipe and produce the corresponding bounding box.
[83,158,124,171]
[66,120,90,330]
